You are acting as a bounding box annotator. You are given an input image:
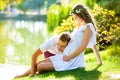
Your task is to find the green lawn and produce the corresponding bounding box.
[14,49,120,80]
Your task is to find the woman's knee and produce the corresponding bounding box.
[37,62,54,72]
[37,63,42,71]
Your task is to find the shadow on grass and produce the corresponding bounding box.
[37,65,102,80]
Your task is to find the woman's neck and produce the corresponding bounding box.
[78,21,87,27]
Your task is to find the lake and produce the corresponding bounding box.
[0,20,49,65]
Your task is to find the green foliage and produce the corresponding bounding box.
[55,4,120,51]
[46,0,56,9]
[16,0,45,13]
[91,4,120,49]
[85,0,120,16]
[0,0,23,10]
[54,16,75,34]
[47,4,60,32]
[106,45,120,56]
[85,48,93,54]
[86,0,97,9]
[98,0,120,16]
[0,0,6,10]
[47,3,71,32]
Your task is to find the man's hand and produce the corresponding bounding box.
[63,55,70,61]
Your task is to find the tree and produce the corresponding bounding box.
[0,0,23,10]
[16,0,45,14]
[85,0,120,16]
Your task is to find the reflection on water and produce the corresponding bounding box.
[0,20,48,65]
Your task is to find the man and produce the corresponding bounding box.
[15,32,71,78]
[43,32,71,58]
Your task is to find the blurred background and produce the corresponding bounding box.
[0,0,120,66]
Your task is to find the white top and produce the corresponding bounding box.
[40,36,62,54]
[50,23,96,71]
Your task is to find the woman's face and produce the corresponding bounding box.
[73,14,83,26]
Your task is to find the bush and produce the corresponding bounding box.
[91,4,120,50]
[55,4,120,51]
[47,3,71,32]
[54,16,75,34]
[106,45,120,56]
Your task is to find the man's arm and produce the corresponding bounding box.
[31,36,56,75]
[31,48,42,75]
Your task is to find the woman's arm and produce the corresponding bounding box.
[31,48,42,75]
[63,25,92,61]
[92,45,102,65]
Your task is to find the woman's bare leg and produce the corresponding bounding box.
[37,58,55,73]
[15,58,54,78]
[92,45,102,65]
[14,68,31,78]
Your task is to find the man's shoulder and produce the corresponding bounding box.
[48,35,58,44]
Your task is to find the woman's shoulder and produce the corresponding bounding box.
[80,23,95,31]
[85,23,95,30]
[80,23,92,29]
[85,23,93,27]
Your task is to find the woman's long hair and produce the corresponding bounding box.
[71,4,96,30]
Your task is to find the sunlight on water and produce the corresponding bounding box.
[0,20,48,65]
[0,20,48,80]
[6,44,14,55]
[15,20,47,34]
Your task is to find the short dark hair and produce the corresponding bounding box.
[59,32,71,43]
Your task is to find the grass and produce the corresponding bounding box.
[14,48,120,80]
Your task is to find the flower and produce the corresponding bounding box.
[70,9,83,15]
[76,9,82,13]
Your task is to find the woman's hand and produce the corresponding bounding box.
[63,55,70,61]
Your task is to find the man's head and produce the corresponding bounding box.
[57,32,71,52]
